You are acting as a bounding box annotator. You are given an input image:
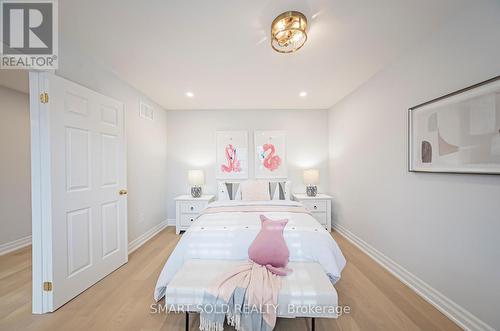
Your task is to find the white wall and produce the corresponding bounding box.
[57,41,169,244]
[166,109,329,218]
[328,1,500,329]
[0,86,31,248]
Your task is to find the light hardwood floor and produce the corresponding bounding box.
[0,227,460,331]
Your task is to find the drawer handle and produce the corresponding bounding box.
[313,205,318,210]
[190,218,194,222]
[190,206,194,211]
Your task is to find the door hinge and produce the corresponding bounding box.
[43,281,52,291]
[40,92,49,104]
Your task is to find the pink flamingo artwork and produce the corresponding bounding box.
[261,143,281,171]
[221,144,242,173]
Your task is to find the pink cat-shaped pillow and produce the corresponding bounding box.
[248,215,292,276]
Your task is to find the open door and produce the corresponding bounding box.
[30,72,128,313]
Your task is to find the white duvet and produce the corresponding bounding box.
[154,200,346,301]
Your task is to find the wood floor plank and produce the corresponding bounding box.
[0,227,461,331]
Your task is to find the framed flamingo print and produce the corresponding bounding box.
[216,131,249,179]
[254,130,287,179]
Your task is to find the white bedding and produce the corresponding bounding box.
[154,200,346,301]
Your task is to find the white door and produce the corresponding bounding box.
[30,72,127,312]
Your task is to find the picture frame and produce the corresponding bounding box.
[254,130,287,179]
[408,75,500,175]
[216,131,249,179]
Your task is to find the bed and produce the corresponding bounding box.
[153,197,346,330]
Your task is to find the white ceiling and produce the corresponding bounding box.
[1,0,468,109]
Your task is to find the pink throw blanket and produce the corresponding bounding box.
[200,261,281,331]
[199,215,291,331]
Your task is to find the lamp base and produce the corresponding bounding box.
[306,185,317,197]
[191,186,202,198]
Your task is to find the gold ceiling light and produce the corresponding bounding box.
[271,11,308,53]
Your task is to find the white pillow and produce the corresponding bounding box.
[217,181,229,201]
[234,184,242,200]
[217,182,242,201]
[270,181,291,200]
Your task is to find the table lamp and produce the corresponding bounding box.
[188,170,204,198]
[303,169,319,197]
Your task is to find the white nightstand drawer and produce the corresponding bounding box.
[312,212,327,225]
[302,200,327,213]
[293,194,332,232]
[175,195,215,234]
[180,214,197,226]
[179,201,207,214]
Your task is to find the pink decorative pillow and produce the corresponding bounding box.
[248,215,291,275]
[240,180,270,201]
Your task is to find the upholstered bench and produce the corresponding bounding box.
[166,260,339,330]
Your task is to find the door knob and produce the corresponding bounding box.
[119,189,128,195]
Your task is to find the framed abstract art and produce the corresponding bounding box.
[216,131,249,179]
[254,130,287,179]
[408,76,500,174]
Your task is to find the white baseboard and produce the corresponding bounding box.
[128,220,168,255]
[0,235,32,256]
[333,223,494,331]
[1,223,170,257]
[167,218,176,226]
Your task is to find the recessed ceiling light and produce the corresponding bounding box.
[186,92,194,98]
[299,91,307,97]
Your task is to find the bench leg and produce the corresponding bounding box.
[184,313,313,331]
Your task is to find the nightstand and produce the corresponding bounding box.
[175,195,215,234]
[293,193,332,232]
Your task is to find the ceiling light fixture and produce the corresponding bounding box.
[271,11,308,53]
[299,91,307,97]
[186,92,194,98]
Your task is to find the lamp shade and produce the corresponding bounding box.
[303,169,319,185]
[188,170,205,186]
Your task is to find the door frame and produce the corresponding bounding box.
[29,71,128,314]
[30,71,52,313]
